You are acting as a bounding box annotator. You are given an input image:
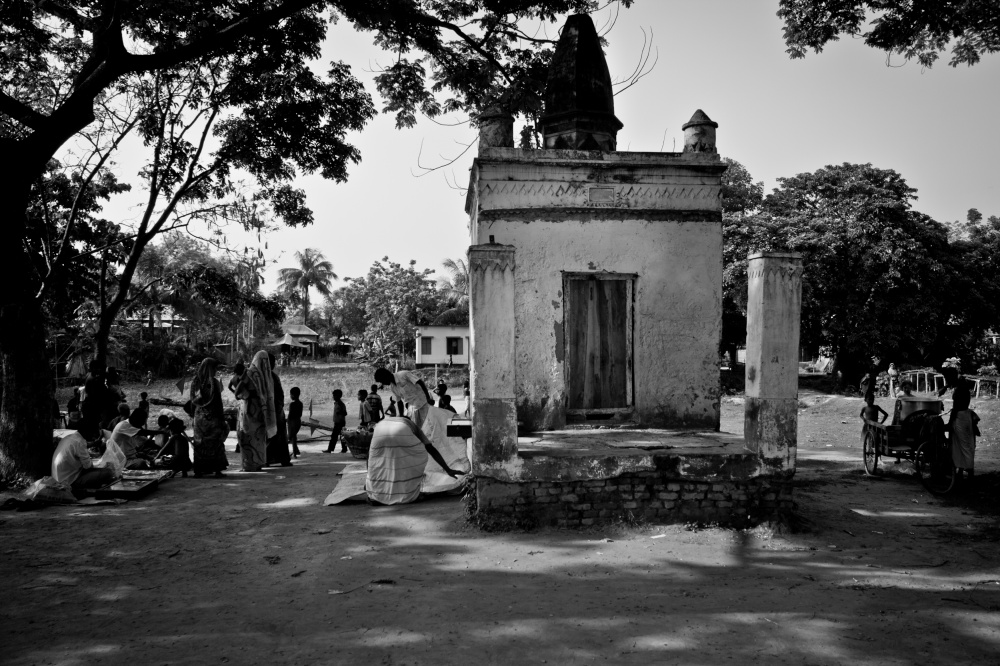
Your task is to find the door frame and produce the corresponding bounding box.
[562,271,636,418]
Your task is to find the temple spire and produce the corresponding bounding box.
[538,14,623,151]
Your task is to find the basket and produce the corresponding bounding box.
[341,427,373,459]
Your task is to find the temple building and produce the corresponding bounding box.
[462,14,802,527]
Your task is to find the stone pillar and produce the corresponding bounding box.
[469,243,518,473]
[744,252,802,474]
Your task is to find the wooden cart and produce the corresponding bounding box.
[862,397,956,494]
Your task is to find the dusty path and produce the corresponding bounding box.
[2,397,998,665]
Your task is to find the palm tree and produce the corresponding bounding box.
[438,257,469,306]
[433,257,470,325]
[278,248,337,326]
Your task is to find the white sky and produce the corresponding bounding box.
[101,1,1000,300]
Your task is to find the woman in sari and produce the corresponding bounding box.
[233,351,276,472]
[189,358,229,477]
[265,352,292,467]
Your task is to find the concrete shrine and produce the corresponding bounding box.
[463,14,802,528]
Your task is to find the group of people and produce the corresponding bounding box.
[229,350,302,472]
[54,358,232,493]
[860,363,981,482]
[56,355,471,502]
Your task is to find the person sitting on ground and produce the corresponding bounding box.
[165,418,193,477]
[365,415,465,505]
[51,431,116,494]
[107,402,131,430]
[439,394,457,414]
[948,381,981,485]
[860,391,888,425]
[366,384,384,424]
[374,368,434,430]
[109,409,164,470]
[287,387,303,458]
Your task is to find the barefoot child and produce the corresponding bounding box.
[325,389,347,453]
[948,383,981,484]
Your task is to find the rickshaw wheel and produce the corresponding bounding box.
[916,441,956,495]
[863,431,880,476]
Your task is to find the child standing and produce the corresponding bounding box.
[367,384,384,422]
[138,391,150,415]
[326,389,347,453]
[948,383,981,484]
[287,387,303,458]
[358,389,373,428]
[860,391,888,424]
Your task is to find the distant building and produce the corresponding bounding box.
[281,323,320,346]
[415,325,470,367]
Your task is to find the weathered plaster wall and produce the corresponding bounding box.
[486,217,721,429]
[467,148,726,430]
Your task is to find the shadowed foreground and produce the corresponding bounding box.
[2,408,999,665]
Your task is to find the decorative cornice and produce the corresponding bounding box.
[477,180,722,211]
[469,244,515,274]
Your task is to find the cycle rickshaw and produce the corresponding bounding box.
[862,396,956,494]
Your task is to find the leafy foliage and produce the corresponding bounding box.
[722,162,1000,384]
[778,0,1000,67]
[338,258,446,366]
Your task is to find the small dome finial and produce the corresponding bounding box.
[682,110,719,154]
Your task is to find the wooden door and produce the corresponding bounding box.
[565,276,632,411]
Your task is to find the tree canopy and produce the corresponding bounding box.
[1,0,621,481]
[778,0,1000,67]
[722,161,1000,384]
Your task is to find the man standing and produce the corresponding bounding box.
[374,368,434,430]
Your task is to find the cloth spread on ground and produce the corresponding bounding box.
[323,407,469,506]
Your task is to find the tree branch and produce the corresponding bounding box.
[0,91,48,131]
[34,0,92,31]
[123,0,321,74]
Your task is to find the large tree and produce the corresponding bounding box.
[733,163,962,384]
[720,157,764,365]
[0,0,610,481]
[278,248,336,327]
[778,0,1000,67]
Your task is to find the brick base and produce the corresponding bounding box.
[467,473,794,530]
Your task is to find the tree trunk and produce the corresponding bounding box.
[0,179,56,483]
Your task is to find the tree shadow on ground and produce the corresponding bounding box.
[2,452,999,665]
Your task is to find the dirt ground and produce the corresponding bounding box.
[2,388,998,665]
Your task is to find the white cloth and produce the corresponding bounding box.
[365,417,429,505]
[109,420,142,461]
[51,431,94,486]
[391,370,429,411]
[420,406,470,494]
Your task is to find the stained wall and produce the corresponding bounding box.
[467,147,727,430]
